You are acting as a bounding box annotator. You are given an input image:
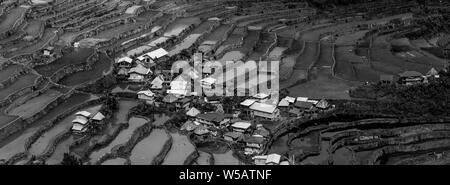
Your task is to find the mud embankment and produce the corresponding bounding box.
[5,97,106,164]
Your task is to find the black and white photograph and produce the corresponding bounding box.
[0,0,449,177]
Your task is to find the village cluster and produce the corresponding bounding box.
[67,47,335,165]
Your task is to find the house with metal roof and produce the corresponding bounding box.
[186,107,201,117]
[195,113,231,127]
[398,71,424,85]
[230,121,252,133]
[116,56,133,68]
[249,102,280,120]
[137,90,155,104]
[223,131,243,142]
[128,64,151,82]
[91,112,106,124]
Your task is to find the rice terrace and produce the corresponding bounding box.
[0,0,449,166]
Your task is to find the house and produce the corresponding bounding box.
[163,94,178,104]
[239,99,258,116]
[194,125,209,135]
[136,54,154,66]
[146,48,168,62]
[426,68,439,78]
[181,120,199,131]
[294,101,315,112]
[150,75,164,90]
[288,107,301,117]
[380,74,394,84]
[72,115,89,133]
[200,77,216,90]
[43,46,55,57]
[195,113,231,127]
[128,64,151,82]
[116,56,133,68]
[253,124,270,139]
[91,112,105,124]
[175,97,191,110]
[137,90,155,104]
[75,111,91,120]
[266,154,281,165]
[223,131,243,142]
[252,93,270,101]
[277,98,290,110]
[244,135,265,155]
[279,161,290,165]
[204,96,221,104]
[249,102,280,120]
[240,99,257,107]
[252,155,267,165]
[296,97,308,102]
[117,68,129,78]
[168,75,190,97]
[230,121,252,133]
[71,123,87,133]
[398,71,424,85]
[315,99,330,110]
[284,96,296,104]
[186,107,201,117]
[72,117,89,125]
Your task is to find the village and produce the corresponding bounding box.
[0,0,449,165]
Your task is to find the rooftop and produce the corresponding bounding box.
[146,48,168,59]
[249,102,277,113]
[399,71,423,78]
[240,99,258,107]
[129,64,151,75]
[72,117,88,125]
[137,90,155,97]
[116,56,133,64]
[75,111,91,117]
[294,101,315,109]
[92,112,105,121]
[196,113,230,123]
[231,121,252,129]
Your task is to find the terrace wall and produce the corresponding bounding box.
[0,76,46,108]
[214,27,247,59]
[49,51,99,83]
[262,33,278,60]
[0,7,30,40]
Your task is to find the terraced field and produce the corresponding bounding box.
[0,73,37,100]
[0,0,448,166]
[7,88,62,118]
[130,128,169,165]
[161,132,196,165]
[289,43,357,99]
[89,116,148,164]
[0,6,28,35]
[58,52,112,86]
[27,104,101,157]
[34,48,94,77]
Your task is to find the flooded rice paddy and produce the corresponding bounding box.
[130,128,169,165]
[89,116,148,163]
[162,132,195,165]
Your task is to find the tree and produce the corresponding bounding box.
[60,153,82,165]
